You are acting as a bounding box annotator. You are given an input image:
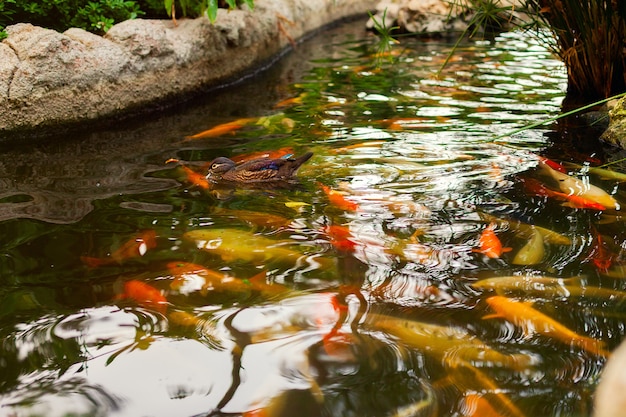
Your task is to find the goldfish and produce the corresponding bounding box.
[365,313,536,371]
[116,279,167,314]
[538,159,619,210]
[273,93,306,108]
[322,225,357,252]
[472,223,512,258]
[81,230,157,268]
[166,160,211,190]
[212,207,292,229]
[472,275,626,302]
[184,117,256,140]
[167,261,288,297]
[511,226,544,265]
[484,296,610,357]
[183,229,317,267]
[462,394,507,417]
[230,146,295,164]
[319,183,359,211]
[588,228,614,272]
[522,177,606,210]
[478,212,571,245]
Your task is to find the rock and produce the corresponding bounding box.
[594,339,626,417]
[0,0,378,137]
[367,0,526,35]
[600,95,626,148]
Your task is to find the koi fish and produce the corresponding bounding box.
[511,226,544,265]
[184,117,256,140]
[167,261,288,297]
[472,275,626,302]
[366,313,536,371]
[331,140,385,154]
[538,159,619,210]
[522,177,606,210]
[273,93,306,108]
[478,212,571,245]
[472,223,512,258]
[81,230,157,268]
[462,394,506,417]
[168,160,212,190]
[182,229,315,266]
[212,207,292,229]
[322,225,357,252]
[484,295,609,357]
[116,279,167,314]
[588,228,614,272]
[230,146,295,164]
[319,183,359,211]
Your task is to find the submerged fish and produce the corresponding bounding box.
[478,212,571,245]
[365,313,536,371]
[319,183,359,211]
[511,226,544,265]
[81,230,157,268]
[472,223,512,259]
[185,117,257,140]
[167,261,289,297]
[472,275,626,302]
[116,279,168,314]
[183,228,312,265]
[522,177,607,210]
[484,295,609,357]
[538,159,619,210]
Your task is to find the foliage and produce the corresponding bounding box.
[367,8,399,64]
[164,0,254,23]
[0,0,253,36]
[522,0,626,101]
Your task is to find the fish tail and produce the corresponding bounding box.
[577,337,611,358]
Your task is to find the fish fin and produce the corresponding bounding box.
[502,247,513,253]
[482,313,503,320]
[248,270,267,284]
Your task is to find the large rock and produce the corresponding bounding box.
[0,0,377,137]
[600,96,626,148]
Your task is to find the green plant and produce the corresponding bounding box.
[164,0,253,23]
[523,0,626,101]
[367,8,400,65]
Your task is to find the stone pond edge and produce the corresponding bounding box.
[0,0,378,137]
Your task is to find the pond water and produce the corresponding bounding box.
[1,18,626,417]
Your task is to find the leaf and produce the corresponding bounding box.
[206,0,217,22]
[164,0,173,16]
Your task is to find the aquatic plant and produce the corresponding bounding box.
[523,0,626,101]
[163,0,254,23]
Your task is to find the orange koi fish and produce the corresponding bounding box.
[462,394,506,417]
[589,228,614,272]
[322,225,357,252]
[484,296,610,357]
[117,279,167,314]
[166,159,211,189]
[230,146,295,164]
[522,177,606,210]
[273,93,305,109]
[538,156,567,173]
[184,117,256,140]
[537,159,618,209]
[472,223,512,259]
[81,230,157,268]
[167,261,288,297]
[319,183,359,212]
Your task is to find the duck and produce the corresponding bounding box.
[206,151,313,184]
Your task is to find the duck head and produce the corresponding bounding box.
[206,157,236,180]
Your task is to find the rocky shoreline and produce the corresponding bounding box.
[0,0,378,137]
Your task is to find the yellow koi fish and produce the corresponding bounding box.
[366,313,536,371]
[182,229,327,269]
[473,275,626,302]
[512,226,544,265]
[484,296,609,357]
[538,159,619,210]
[478,212,571,245]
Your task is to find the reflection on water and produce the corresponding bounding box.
[1,20,625,417]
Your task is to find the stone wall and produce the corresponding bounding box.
[0,0,377,136]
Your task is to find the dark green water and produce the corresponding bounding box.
[1,19,626,417]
